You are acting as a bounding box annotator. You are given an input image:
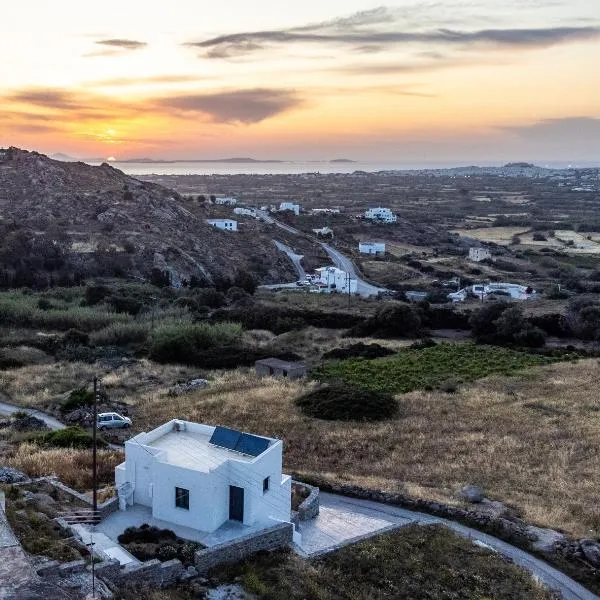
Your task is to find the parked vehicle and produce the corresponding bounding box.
[97,412,131,430]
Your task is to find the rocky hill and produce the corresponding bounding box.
[0,147,296,287]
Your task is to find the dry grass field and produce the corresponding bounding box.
[130,360,600,537]
[452,226,531,244]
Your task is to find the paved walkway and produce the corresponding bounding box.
[296,493,598,600]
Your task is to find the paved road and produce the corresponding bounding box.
[0,400,66,431]
[0,400,122,450]
[274,240,305,279]
[296,493,597,600]
[256,209,386,298]
[320,243,386,297]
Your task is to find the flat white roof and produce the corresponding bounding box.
[148,429,256,472]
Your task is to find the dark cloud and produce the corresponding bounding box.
[157,89,302,123]
[8,89,86,110]
[95,39,147,50]
[186,4,600,60]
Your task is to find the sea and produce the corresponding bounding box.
[96,159,596,177]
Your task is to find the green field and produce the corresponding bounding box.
[315,342,554,394]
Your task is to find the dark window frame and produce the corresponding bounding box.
[263,476,270,493]
[175,486,190,510]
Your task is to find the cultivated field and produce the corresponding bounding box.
[128,359,600,537]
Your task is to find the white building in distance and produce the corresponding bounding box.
[468,247,492,262]
[214,197,237,205]
[233,207,256,217]
[279,202,300,216]
[310,208,340,215]
[115,420,291,533]
[314,266,358,293]
[365,207,397,223]
[471,282,535,300]
[359,241,386,255]
[207,219,238,232]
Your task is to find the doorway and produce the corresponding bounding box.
[229,485,244,522]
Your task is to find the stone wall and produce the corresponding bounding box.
[293,480,320,521]
[48,478,119,519]
[194,522,293,574]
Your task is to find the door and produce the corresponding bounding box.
[229,485,244,522]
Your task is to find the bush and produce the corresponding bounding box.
[350,303,421,338]
[63,329,90,345]
[118,525,177,545]
[61,387,94,412]
[296,384,398,421]
[91,322,149,347]
[149,322,242,365]
[43,426,101,449]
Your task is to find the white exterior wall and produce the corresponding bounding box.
[279,202,300,215]
[469,248,491,262]
[359,242,385,254]
[315,267,358,293]
[207,219,238,231]
[214,197,237,205]
[365,207,397,223]
[116,420,291,533]
[233,207,255,217]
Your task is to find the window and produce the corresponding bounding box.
[263,476,270,493]
[175,487,189,510]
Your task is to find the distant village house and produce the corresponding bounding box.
[278,202,300,216]
[364,207,397,223]
[207,219,238,231]
[314,266,358,294]
[214,197,237,205]
[233,207,256,217]
[468,247,492,262]
[359,241,385,255]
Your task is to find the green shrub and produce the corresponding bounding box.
[61,387,94,412]
[63,329,90,345]
[43,426,101,449]
[91,322,149,347]
[149,322,242,365]
[296,383,398,421]
[322,343,395,360]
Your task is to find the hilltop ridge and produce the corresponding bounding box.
[0,147,295,287]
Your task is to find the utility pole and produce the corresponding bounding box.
[92,376,98,519]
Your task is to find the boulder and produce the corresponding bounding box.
[580,539,600,567]
[0,466,28,483]
[458,485,485,503]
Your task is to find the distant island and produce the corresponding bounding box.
[330,159,356,163]
[115,157,285,164]
[503,162,537,168]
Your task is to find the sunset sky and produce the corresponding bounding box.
[1,0,598,163]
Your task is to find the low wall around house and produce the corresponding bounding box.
[47,478,119,519]
[293,481,320,521]
[194,522,293,574]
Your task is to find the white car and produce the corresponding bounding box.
[97,412,131,430]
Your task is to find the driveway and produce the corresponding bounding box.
[274,241,305,279]
[295,493,598,600]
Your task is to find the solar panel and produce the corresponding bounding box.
[235,433,270,457]
[209,426,241,450]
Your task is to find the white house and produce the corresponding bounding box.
[207,219,238,232]
[310,208,340,215]
[365,207,397,223]
[468,247,492,262]
[313,226,333,237]
[471,282,535,300]
[233,207,256,217]
[115,420,291,533]
[314,266,358,293]
[279,202,300,216]
[359,242,385,255]
[214,197,237,206]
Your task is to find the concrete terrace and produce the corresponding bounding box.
[95,504,275,549]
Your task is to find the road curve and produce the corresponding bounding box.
[0,400,66,431]
[0,399,594,599]
[317,493,597,600]
[274,241,306,279]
